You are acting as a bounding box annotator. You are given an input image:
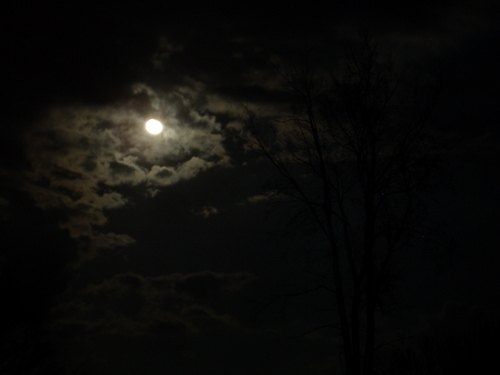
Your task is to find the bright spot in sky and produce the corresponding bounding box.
[145,119,163,134]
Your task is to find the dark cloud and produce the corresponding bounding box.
[53,271,258,341]
[116,273,145,289]
[174,271,258,299]
[50,166,84,180]
[49,268,339,374]
[109,161,138,176]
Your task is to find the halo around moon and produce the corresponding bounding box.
[145,119,163,134]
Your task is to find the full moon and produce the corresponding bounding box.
[145,119,163,134]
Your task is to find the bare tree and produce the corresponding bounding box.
[245,35,440,375]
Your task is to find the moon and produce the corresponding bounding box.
[145,119,163,135]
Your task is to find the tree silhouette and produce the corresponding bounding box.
[245,35,441,375]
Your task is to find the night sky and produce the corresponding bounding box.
[1,1,499,374]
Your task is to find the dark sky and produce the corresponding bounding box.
[1,1,499,374]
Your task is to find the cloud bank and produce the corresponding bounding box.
[52,271,258,339]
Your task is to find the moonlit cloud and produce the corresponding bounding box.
[21,84,230,259]
[244,191,283,204]
[195,206,219,218]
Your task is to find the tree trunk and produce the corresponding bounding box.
[363,194,376,375]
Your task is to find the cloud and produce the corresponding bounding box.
[172,270,258,297]
[151,36,184,69]
[52,271,258,340]
[195,206,219,218]
[21,84,230,259]
[237,190,284,206]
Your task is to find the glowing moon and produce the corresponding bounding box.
[145,119,163,134]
